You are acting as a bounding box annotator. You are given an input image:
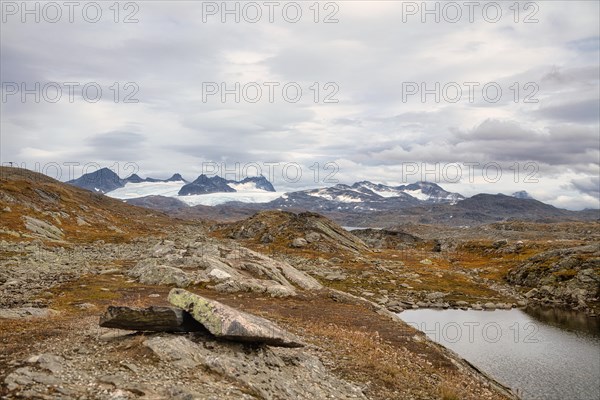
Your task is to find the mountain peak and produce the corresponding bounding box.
[166,173,186,182]
[512,190,534,200]
[179,174,236,196]
[239,176,276,192]
[68,168,123,193]
[125,174,144,183]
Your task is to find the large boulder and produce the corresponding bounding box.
[168,288,304,347]
[99,306,206,332]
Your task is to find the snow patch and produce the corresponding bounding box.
[403,189,430,201]
[106,180,282,206]
[178,191,282,206]
[107,181,186,200]
[368,188,402,198]
[307,191,362,203]
[308,191,333,201]
[334,194,363,203]
[227,181,269,192]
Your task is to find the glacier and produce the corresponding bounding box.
[106,180,282,206]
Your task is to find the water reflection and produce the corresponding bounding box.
[398,308,600,400]
[524,306,600,336]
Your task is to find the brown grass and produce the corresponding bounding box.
[304,321,437,396]
[0,167,181,244]
[190,288,512,400]
[439,383,462,400]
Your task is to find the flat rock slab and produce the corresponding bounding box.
[0,307,58,320]
[168,288,305,347]
[145,335,366,399]
[99,306,207,332]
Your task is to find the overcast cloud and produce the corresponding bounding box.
[1,1,598,209]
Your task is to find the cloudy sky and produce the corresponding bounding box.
[1,1,599,209]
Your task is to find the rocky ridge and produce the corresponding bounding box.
[507,244,600,312]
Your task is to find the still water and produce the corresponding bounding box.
[398,308,600,400]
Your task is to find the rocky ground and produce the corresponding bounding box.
[1,167,598,399]
[211,211,599,315]
[1,223,518,400]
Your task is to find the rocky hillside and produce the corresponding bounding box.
[0,167,171,244]
[351,229,423,250]
[506,244,600,310]
[215,210,369,254]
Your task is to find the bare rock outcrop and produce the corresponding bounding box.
[168,288,305,347]
[128,263,192,287]
[507,244,600,311]
[144,335,367,399]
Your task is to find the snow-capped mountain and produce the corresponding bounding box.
[178,175,276,196]
[68,169,467,209]
[67,169,189,194]
[178,175,236,195]
[355,181,465,204]
[146,173,187,183]
[268,181,464,212]
[67,169,280,206]
[65,170,597,225]
[236,176,276,192]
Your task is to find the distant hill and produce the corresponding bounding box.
[214,210,369,254]
[0,167,171,243]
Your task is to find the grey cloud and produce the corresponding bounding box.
[455,121,599,166]
[540,66,600,86]
[1,1,599,209]
[567,36,600,53]
[571,177,600,198]
[536,99,600,123]
[364,119,599,172]
[454,119,532,141]
[85,131,146,160]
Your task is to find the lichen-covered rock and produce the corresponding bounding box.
[223,246,322,291]
[167,288,304,347]
[305,232,321,243]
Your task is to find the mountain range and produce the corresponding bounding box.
[67,168,187,193]
[67,168,465,208]
[67,168,275,196]
[65,168,599,226]
[268,181,465,213]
